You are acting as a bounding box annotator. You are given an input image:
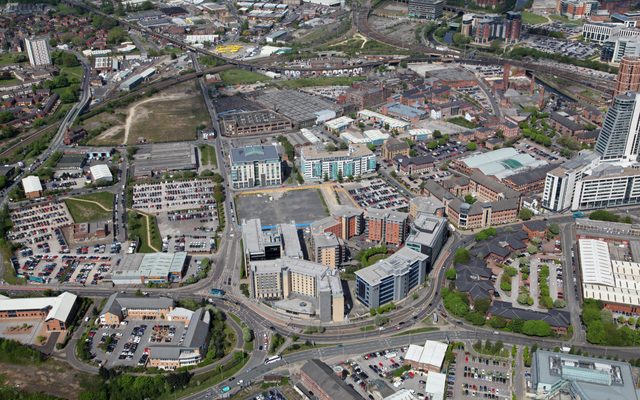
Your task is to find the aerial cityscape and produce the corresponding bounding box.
[3,0,640,399]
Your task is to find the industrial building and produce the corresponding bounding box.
[229,145,282,189]
[221,110,291,136]
[255,90,343,128]
[405,213,448,265]
[531,350,640,400]
[299,359,362,400]
[403,340,448,372]
[355,247,428,308]
[365,208,410,246]
[110,252,188,285]
[0,292,78,332]
[452,148,547,181]
[300,144,376,181]
[579,238,640,315]
[24,37,51,67]
[89,164,113,183]
[133,143,197,178]
[22,175,43,199]
[249,257,345,322]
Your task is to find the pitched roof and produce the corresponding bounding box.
[489,301,571,328]
[301,359,362,400]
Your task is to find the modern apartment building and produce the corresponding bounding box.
[595,92,640,161]
[229,145,282,189]
[556,0,599,19]
[408,0,444,19]
[249,257,344,322]
[313,232,345,269]
[615,57,640,96]
[310,206,365,240]
[24,37,51,67]
[355,247,428,308]
[542,151,601,211]
[300,144,376,181]
[572,164,640,210]
[582,22,640,44]
[365,208,410,246]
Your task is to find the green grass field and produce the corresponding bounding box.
[199,145,217,168]
[220,69,269,85]
[521,11,548,25]
[64,192,114,223]
[0,52,24,66]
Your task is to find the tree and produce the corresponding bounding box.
[445,267,457,280]
[454,248,470,264]
[490,39,504,52]
[522,320,552,337]
[518,208,534,220]
[427,141,438,150]
[432,130,442,139]
[464,194,476,204]
[466,142,477,151]
[0,110,14,123]
[527,244,538,254]
[489,316,507,329]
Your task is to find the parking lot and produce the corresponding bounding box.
[156,208,219,239]
[344,178,408,210]
[236,189,329,226]
[8,201,73,245]
[452,351,512,399]
[523,36,597,59]
[15,254,115,285]
[132,179,216,212]
[90,321,186,368]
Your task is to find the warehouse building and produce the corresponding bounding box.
[221,110,291,136]
[355,247,428,308]
[133,143,197,178]
[404,340,448,372]
[89,164,113,183]
[250,257,344,322]
[230,145,282,189]
[531,350,640,400]
[299,359,362,400]
[300,144,376,181]
[22,175,42,199]
[255,90,343,128]
[0,292,78,332]
[110,252,188,285]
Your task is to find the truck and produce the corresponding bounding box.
[210,288,225,297]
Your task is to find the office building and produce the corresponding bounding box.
[408,0,444,19]
[365,208,410,246]
[382,138,410,161]
[409,196,445,218]
[300,144,376,181]
[615,56,640,96]
[556,0,599,19]
[0,292,77,332]
[250,258,344,322]
[242,218,282,263]
[355,247,428,308]
[602,35,640,63]
[100,293,175,325]
[582,22,640,44]
[595,92,640,161]
[542,151,601,211]
[299,359,362,400]
[280,222,303,259]
[531,350,639,400]
[405,213,448,266]
[572,164,640,210]
[24,37,51,67]
[229,145,282,189]
[313,232,345,268]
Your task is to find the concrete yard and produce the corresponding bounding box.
[236,189,329,226]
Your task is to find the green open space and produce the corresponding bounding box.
[199,144,217,168]
[521,11,548,25]
[127,211,162,253]
[0,77,21,87]
[64,192,114,223]
[392,327,439,336]
[0,52,24,65]
[220,69,269,85]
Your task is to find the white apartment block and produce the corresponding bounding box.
[229,145,282,189]
[25,37,51,67]
[300,144,376,181]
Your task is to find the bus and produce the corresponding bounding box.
[264,355,282,365]
[221,386,231,393]
[210,288,225,297]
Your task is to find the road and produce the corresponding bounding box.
[561,222,584,344]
